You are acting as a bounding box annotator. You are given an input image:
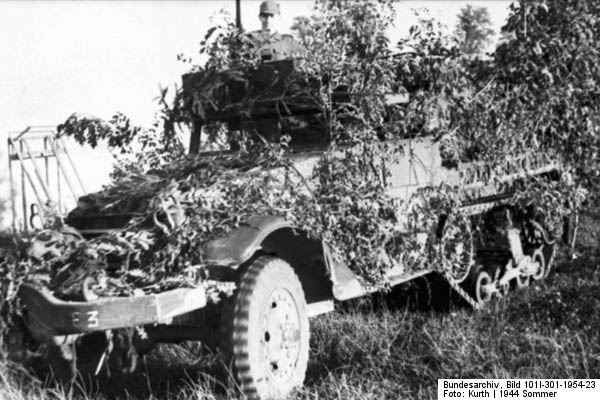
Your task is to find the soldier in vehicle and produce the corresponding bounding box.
[236,0,324,147]
[258,0,280,31]
[248,0,306,61]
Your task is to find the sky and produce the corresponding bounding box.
[0,0,512,229]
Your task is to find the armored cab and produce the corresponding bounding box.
[181,59,336,153]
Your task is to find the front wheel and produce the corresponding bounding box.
[221,256,309,400]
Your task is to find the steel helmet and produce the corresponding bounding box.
[259,0,280,16]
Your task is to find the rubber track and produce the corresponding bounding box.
[442,271,482,310]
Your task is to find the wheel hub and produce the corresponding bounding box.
[261,288,301,383]
[531,248,546,281]
[476,272,493,303]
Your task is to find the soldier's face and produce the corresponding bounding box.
[259,13,274,30]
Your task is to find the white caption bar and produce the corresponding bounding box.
[438,379,600,400]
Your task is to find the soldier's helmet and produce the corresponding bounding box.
[259,0,280,16]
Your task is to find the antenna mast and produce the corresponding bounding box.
[236,0,242,29]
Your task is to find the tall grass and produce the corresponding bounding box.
[1,213,599,400]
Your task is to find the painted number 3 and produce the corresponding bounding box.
[72,310,99,328]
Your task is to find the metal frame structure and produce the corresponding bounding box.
[7,126,87,233]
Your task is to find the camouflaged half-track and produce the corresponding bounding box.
[15,57,571,400]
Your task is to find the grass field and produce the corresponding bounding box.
[1,212,599,400]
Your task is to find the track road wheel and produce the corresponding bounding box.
[562,212,579,250]
[528,220,557,278]
[492,265,510,297]
[467,265,493,304]
[498,280,510,297]
[531,248,546,282]
[542,243,556,279]
[222,256,309,400]
[514,272,530,289]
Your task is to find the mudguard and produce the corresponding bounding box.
[202,215,292,267]
[200,215,379,306]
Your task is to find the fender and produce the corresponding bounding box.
[202,215,368,307]
[202,215,292,267]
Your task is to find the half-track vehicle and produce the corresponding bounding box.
[10,57,568,400]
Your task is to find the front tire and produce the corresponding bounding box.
[222,256,309,400]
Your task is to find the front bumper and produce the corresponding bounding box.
[19,283,207,344]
